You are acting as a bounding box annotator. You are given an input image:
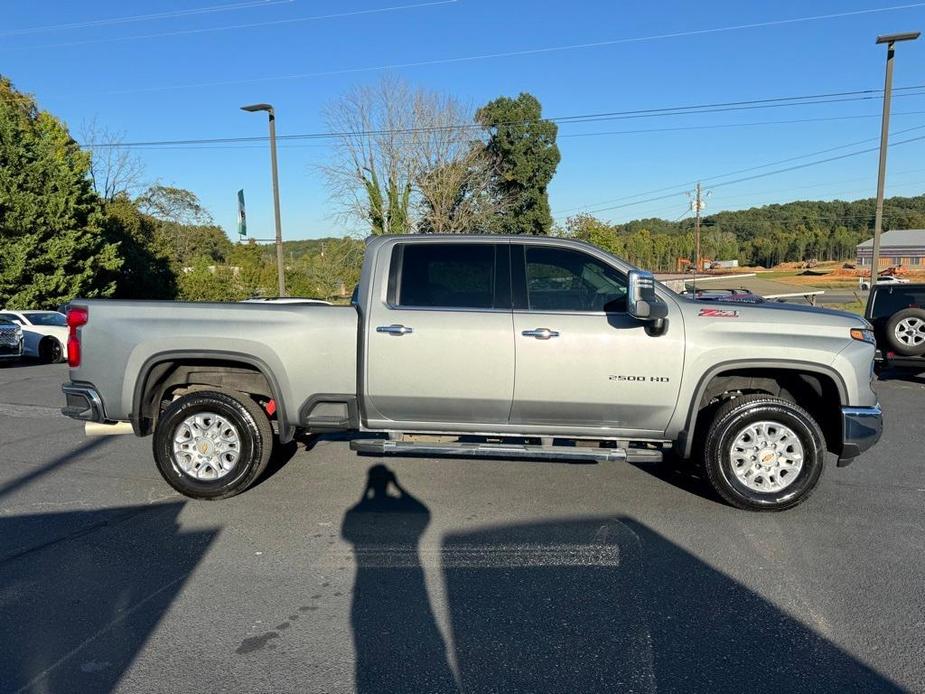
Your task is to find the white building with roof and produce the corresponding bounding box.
[856,230,925,267]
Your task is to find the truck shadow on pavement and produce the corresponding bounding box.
[0,502,217,694]
[876,367,925,384]
[342,465,901,693]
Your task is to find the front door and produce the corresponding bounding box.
[509,244,684,436]
[364,241,515,426]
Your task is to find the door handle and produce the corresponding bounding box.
[522,328,559,340]
[377,324,413,336]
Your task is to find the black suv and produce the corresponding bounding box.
[865,283,925,370]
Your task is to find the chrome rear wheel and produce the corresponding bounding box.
[172,412,241,480]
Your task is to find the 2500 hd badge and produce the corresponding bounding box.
[610,375,671,382]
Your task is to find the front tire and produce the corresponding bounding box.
[702,395,826,511]
[153,390,274,500]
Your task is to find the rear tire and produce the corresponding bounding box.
[702,395,826,511]
[38,337,63,363]
[153,389,274,500]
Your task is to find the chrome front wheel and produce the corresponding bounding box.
[729,420,804,493]
[703,394,826,511]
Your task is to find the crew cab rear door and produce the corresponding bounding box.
[363,240,515,426]
[509,243,684,436]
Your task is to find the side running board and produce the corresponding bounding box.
[349,439,664,464]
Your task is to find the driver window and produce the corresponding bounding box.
[525,247,627,313]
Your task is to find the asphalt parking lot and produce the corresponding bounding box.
[0,362,922,693]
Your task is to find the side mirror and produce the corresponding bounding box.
[627,270,669,322]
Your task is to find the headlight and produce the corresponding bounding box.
[850,328,876,345]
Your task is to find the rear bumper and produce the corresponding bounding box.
[838,404,882,465]
[876,349,925,370]
[61,382,107,422]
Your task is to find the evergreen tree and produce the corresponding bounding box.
[476,93,560,235]
[0,77,121,308]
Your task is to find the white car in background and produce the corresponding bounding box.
[0,310,68,363]
[859,275,911,291]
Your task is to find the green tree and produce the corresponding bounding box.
[177,256,239,302]
[101,196,177,299]
[227,241,277,298]
[476,93,560,235]
[137,185,232,266]
[0,77,121,308]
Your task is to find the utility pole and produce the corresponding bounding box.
[241,103,287,297]
[687,182,709,290]
[871,31,919,285]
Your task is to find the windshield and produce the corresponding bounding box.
[23,312,66,327]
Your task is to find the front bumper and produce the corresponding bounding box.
[61,382,107,422]
[0,339,23,360]
[838,404,882,465]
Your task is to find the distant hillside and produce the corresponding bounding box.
[249,237,361,262]
[564,193,925,269]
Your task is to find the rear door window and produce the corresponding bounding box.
[393,243,497,310]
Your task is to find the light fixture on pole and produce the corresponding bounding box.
[241,103,286,297]
[870,31,920,284]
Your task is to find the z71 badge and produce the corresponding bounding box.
[698,308,740,318]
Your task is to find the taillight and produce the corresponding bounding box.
[66,307,88,367]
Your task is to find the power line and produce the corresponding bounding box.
[553,122,925,216]
[693,169,925,207]
[100,110,925,153]
[557,111,925,139]
[7,0,458,51]
[80,2,925,93]
[0,0,293,37]
[82,85,925,148]
[638,175,925,222]
[710,134,925,190]
[573,134,925,217]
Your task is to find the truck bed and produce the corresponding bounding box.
[71,300,359,426]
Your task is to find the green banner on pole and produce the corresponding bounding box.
[237,189,246,236]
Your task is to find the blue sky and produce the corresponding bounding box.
[3,0,924,241]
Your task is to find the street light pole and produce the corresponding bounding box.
[871,32,919,284]
[241,103,286,297]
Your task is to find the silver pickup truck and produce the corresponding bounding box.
[61,235,882,510]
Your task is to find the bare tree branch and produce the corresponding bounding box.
[320,75,501,235]
[79,117,146,201]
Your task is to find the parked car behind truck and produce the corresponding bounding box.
[0,319,23,363]
[865,282,925,371]
[62,235,882,511]
[0,310,67,362]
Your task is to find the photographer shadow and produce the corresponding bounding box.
[341,464,456,693]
